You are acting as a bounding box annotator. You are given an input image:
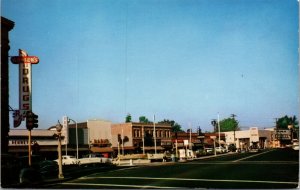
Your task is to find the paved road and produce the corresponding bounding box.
[49,148,299,189]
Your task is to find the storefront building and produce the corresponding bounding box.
[111,122,172,155]
[224,127,273,150]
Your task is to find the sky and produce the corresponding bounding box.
[2,0,299,132]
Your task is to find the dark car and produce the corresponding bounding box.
[18,155,43,186]
[1,154,20,187]
[38,160,58,177]
[19,167,42,186]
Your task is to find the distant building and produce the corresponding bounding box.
[171,131,203,151]
[66,119,114,157]
[61,122,89,157]
[86,119,113,158]
[263,126,298,148]
[111,122,172,155]
[203,133,226,148]
[224,127,273,149]
[8,119,114,159]
[8,129,63,159]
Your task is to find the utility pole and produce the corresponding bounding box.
[218,113,221,147]
[189,125,192,150]
[142,126,145,155]
[121,127,124,155]
[153,115,157,154]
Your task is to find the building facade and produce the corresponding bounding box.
[8,129,63,159]
[111,122,172,155]
[224,127,273,149]
[171,131,204,151]
[86,119,113,157]
[1,17,14,153]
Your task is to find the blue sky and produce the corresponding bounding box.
[2,0,299,131]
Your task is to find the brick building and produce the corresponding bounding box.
[111,122,172,155]
[171,131,203,151]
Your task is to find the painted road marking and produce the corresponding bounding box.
[232,149,274,162]
[77,176,299,185]
[61,182,181,189]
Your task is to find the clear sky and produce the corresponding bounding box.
[2,0,299,131]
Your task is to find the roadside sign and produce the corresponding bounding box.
[11,56,39,64]
[11,49,39,128]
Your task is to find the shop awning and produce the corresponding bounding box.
[90,147,114,153]
[142,146,164,151]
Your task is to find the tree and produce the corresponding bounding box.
[158,119,183,132]
[276,115,298,129]
[219,117,239,132]
[144,131,154,146]
[197,126,203,136]
[139,116,150,123]
[231,114,237,119]
[211,119,218,132]
[125,114,132,123]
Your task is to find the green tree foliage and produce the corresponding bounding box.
[139,116,150,123]
[158,119,183,132]
[144,131,154,146]
[219,117,239,132]
[276,115,298,129]
[117,134,129,145]
[125,114,132,123]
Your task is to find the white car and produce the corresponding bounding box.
[215,147,227,153]
[293,146,299,150]
[78,153,112,165]
[205,148,213,153]
[54,155,78,165]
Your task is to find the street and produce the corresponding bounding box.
[49,148,299,189]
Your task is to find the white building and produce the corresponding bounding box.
[87,119,112,144]
[8,119,114,159]
[224,127,274,149]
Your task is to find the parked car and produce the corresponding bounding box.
[19,167,42,186]
[17,155,43,186]
[38,160,58,177]
[293,145,299,150]
[205,148,213,153]
[292,141,299,150]
[228,144,237,152]
[78,153,112,165]
[54,155,78,165]
[215,147,227,153]
[1,154,20,186]
[249,148,260,153]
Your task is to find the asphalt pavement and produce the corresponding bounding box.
[47,148,299,189]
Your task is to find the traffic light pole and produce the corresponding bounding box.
[28,129,32,166]
[26,111,39,167]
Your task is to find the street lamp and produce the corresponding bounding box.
[56,121,64,179]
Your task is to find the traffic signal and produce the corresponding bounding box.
[26,111,38,130]
[32,113,38,128]
[26,111,34,130]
